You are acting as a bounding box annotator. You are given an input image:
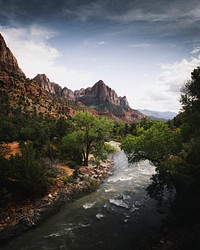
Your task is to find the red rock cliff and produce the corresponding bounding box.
[0,33,26,78]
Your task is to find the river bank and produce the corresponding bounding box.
[0,158,113,245]
[1,150,169,250]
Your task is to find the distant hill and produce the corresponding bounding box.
[138,109,177,120]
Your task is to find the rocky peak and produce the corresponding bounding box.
[73,80,130,109]
[33,74,62,95]
[91,80,121,106]
[61,87,75,100]
[51,82,63,96]
[0,33,26,78]
[34,74,54,93]
[119,96,130,108]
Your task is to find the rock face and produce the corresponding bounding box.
[119,96,130,108]
[34,77,131,110]
[33,74,62,95]
[74,80,125,107]
[61,87,75,101]
[34,74,76,101]
[0,33,26,78]
[33,75,144,121]
[0,33,144,122]
[73,80,144,121]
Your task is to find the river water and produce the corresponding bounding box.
[3,151,168,250]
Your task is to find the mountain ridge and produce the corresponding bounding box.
[138,109,177,120]
[0,34,26,79]
[33,73,144,121]
[0,33,144,122]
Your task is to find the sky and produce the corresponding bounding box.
[1,0,200,112]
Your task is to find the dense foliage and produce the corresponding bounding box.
[0,106,116,204]
[121,67,200,223]
[0,143,48,204]
[60,112,113,166]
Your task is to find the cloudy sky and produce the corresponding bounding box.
[1,0,200,112]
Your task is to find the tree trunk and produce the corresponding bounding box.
[84,146,89,166]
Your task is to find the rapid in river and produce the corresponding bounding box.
[3,150,169,250]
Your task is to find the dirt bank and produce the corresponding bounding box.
[0,158,113,244]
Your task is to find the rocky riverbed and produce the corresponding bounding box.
[0,159,113,244]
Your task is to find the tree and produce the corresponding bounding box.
[122,67,200,214]
[60,112,113,166]
[121,121,184,201]
[0,143,49,201]
[121,122,178,165]
[11,143,49,198]
[60,131,83,164]
[0,155,12,205]
[0,120,18,142]
[55,116,74,139]
[179,67,200,196]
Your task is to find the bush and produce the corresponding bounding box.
[0,144,50,201]
[13,144,49,198]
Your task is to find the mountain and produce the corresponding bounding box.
[0,34,26,79]
[0,35,85,118]
[138,109,177,120]
[0,33,144,122]
[74,80,130,108]
[33,74,62,95]
[73,80,144,121]
[34,75,144,122]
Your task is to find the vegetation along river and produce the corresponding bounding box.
[3,150,169,250]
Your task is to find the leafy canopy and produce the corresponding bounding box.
[121,122,178,165]
[60,112,113,166]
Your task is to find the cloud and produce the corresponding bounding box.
[97,41,105,45]
[129,43,150,48]
[107,1,200,24]
[0,26,93,87]
[62,2,105,23]
[144,56,200,112]
[191,46,200,54]
[158,57,200,93]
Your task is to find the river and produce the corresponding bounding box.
[3,151,168,250]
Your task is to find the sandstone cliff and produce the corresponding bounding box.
[33,75,144,122]
[74,80,123,107]
[74,80,144,121]
[0,33,26,79]
[73,80,144,121]
[0,33,143,122]
[33,74,62,95]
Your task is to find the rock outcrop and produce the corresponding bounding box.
[119,96,130,108]
[73,80,144,121]
[74,80,122,106]
[0,33,26,78]
[33,76,131,110]
[33,74,62,95]
[0,33,144,122]
[33,75,144,121]
[61,87,75,101]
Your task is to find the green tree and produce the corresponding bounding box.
[122,67,200,214]
[60,131,83,164]
[55,117,74,139]
[11,143,49,198]
[121,122,178,165]
[121,121,184,201]
[0,155,12,205]
[179,67,200,196]
[0,120,18,142]
[60,112,113,166]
